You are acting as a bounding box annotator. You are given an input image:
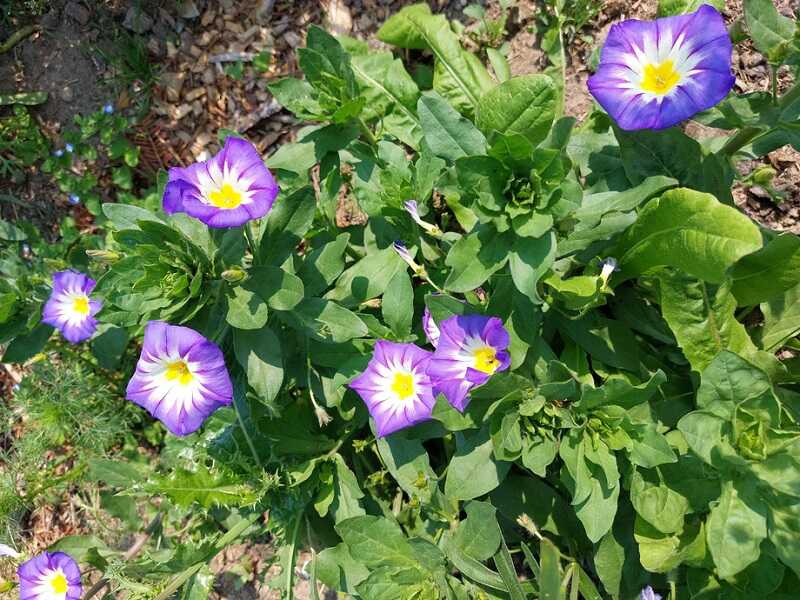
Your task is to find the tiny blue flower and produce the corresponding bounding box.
[11,384,19,393]
[103,103,114,114]
[68,194,81,205]
[65,143,74,153]
[54,149,64,157]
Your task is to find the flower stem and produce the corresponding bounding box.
[285,514,303,600]
[244,222,260,265]
[358,118,378,146]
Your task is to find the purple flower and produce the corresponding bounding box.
[422,308,440,347]
[41,270,101,344]
[126,321,233,436]
[427,315,510,412]
[349,341,436,437]
[18,551,82,600]
[53,149,64,158]
[404,200,441,236]
[587,4,735,130]
[65,143,74,153]
[68,194,80,206]
[103,103,114,114]
[641,586,662,600]
[163,137,279,228]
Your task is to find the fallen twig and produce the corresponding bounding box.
[0,25,40,54]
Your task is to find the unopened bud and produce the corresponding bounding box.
[599,257,619,285]
[752,166,777,185]
[86,249,121,264]
[221,267,247,283]
[404,200,442,237]
[393,241,425,276]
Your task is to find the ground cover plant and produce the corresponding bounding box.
[1,0,800,598]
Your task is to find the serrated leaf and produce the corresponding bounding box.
[143,467,257,508]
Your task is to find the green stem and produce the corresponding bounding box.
[244,223,260,265]
[285,514,303,600]
[770,66,779,105]
[358,118,378,146]
[155,512,261,600]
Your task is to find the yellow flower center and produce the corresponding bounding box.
[640,60,681,95]
[208,182,243,209]
[51,573,68,594]
[72,296,90,315]
[165,360,193,385]
[473,347,500,374]
[390,372,415,400]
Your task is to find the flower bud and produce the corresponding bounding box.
[599,257,619,285]
[221,267,247,283]
[403,200,442,236]
[752,166,777,185]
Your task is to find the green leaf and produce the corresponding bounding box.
[327,246,404,306]
[316,543,370,592]
[493,538,526,600]
[0,218,27,241]
[330,454,366,523]
[766,493,800,578]
[225,286,269,330]
[744,0,796,65]
[619,188,762,284]
[405,11,493,108]
[539,538,563,600]
[657,0,723,16]
[232,327,284,405]
[445,426,510,501]
[508,231,556,301]
[453,501,502,561]
[268,78,324,119]
[336,515,419,571]
[245,266,304,311]
[630,470,688,534]
[0,91,48,105]
[375,433,437,503]
[677,410,736,466]
[574,175,677,228]
[491,474,585,540]
[455,156,509,212]
[91,326,129,370]
[142,466,257,508]
[298,233,350,296]
[382,269,414,337]
[102,203,164,230]
[707,478,768,579]
[475,75,556,146]
[761,283,800,351]
[659,271,759,373]
[487,48,511,83]
[376,3,432,49]
[697,350,772,415]
[444,226,511,293]
[294,298,368,343]
[731,233,800,306]
[417,92,487,161]
[2,323,51,363]
[259,186,316,265]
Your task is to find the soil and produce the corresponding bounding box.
[1,0,798,597]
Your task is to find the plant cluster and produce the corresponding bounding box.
[2,1,800,599]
